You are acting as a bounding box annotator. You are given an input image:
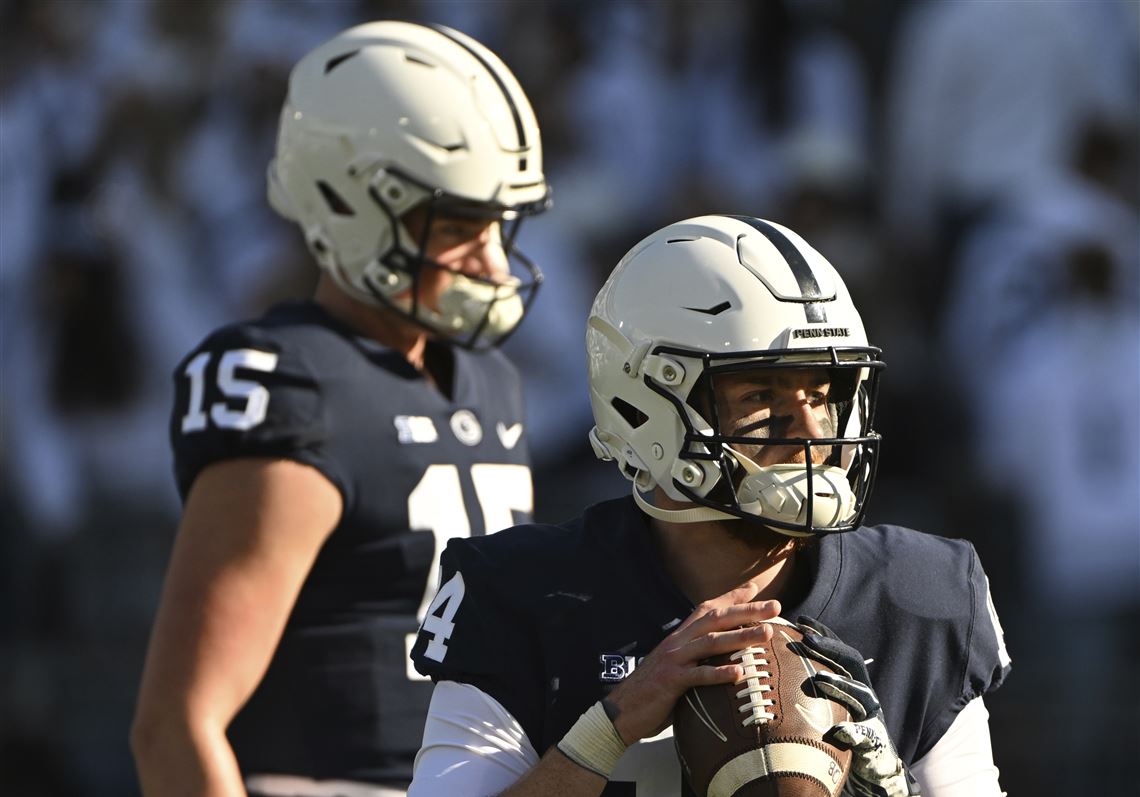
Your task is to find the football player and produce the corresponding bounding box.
[131,21,549,797]
[408,216,1011,797]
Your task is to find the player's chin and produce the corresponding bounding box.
[724,516,797,553]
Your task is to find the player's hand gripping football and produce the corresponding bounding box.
[795,617,921,797]
[604,586,782,746]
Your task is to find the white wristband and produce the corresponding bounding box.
[556,701,629,779]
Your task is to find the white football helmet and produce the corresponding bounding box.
[268,21,550,349]
[586,215,885,536]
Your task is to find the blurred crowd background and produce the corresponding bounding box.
[1,1,1137,794]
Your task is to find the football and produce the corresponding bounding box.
[673,617,852,797]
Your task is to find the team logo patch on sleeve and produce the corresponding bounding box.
[394,415,439,444]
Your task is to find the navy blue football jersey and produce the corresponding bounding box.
[170,301,533,785]
[411,496,1011,795]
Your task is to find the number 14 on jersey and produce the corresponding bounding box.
[405,463,531,680]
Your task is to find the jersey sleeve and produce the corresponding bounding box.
[916,541,1012,761]
[961,544,1012,703]
[409,533,547,748]
[169,325,347,502]
[819,527,1013,766]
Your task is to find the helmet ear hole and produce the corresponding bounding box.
[611,397,648,430]
[316,181,356,217]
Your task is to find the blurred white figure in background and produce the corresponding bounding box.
[943,172,1138,794]
[885,0,1140,252]
[943,175,1139,613]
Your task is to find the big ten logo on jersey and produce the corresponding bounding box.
[394,415,439,444]
[599,654,639,683]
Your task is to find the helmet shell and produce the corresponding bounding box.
[268,21,547,299]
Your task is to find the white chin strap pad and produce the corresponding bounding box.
[379,271,525,340]
[435,273,524,337]
[736,462,857,528]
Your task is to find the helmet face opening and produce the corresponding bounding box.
[362,169,547,349]
[649,344,885,535]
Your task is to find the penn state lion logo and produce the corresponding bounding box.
[449,410,483,446]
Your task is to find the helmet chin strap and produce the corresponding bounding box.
[633,445,856,535]
[632,487,738,523]
[631,444,763,524]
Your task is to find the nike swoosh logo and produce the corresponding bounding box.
[683,300,732,316]
[496,422,523,449]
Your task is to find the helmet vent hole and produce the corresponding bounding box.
[316,181,356,217]
[683,300,732,316]
[324,50,359,74]
[611,397,648,430]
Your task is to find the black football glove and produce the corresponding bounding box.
[794,616,921,797]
